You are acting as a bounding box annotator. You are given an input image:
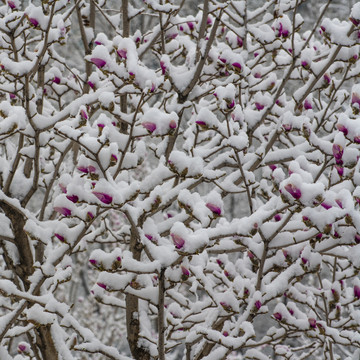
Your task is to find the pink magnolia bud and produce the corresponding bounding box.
[304,99,312,110]
[171,233,185,249]
[308,318,317,328]
[282,124,292,131]
[288,308,294,315]
[254,72,261,79]
[181,266,190,278]
[88,165,97,173]
[216,259,224,268]
[187,21,194,31]
[86,212,94,221]
[274,214,282,222]
[29,18,39,27]
[88,81,95,89]
[255,102,264,111]
[223,331,229,337]
[54,233,65,242]
[284,184,301,199]
[219,57,227,64]
[110,154,118,166]
[273,312,282,321]
[169,120,177,129]
[89,259,97,266]
[232,62,242,72]
[320,202,332,210]
[355,234,360,244]
[354,136,360,144]
[160,61,167,75]
[117,48,127,59]
[220,301,232,312]
[335,166,344,176]
[54,207,72,216]
[59,183,67,193]
[301,257,308,265]
[354,285,360,299]
[350,17,360,26]
[269,164,277,171]
[142,122,156,133]
[91,58,106,68]
[323,73,331,85]
[18,343,28,353]
[301,61,309,69]
[336,123,348,135]
[53,76,61,84]
[206,203,221,216]
[237,36,243,47]
[66,194,78,203]
[332,144,343,162]
[316,233,323,240]
[352,92,360,108]
[195,120,207,128]
[97,282,107,290]
[92,191,112,204]
[80,109,88,120]
[255,300,262,310]
[8,1,16,9]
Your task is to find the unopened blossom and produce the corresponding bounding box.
[117,48,127,59]
[91,58,106,68]
[142,122,156,133]
[66,194,79,203]
[355,234,360,244]
[320,202,332,210]
[53,76,61,84]
[354,135,360,144]
[160,61,167,75]
[232,62,242,72]
[195,120,207,127]
[187,22,194,31]
[352,92,360,109]
[54,207,72,216]
[273,312,282,321]
[237,36,243,47]
[336,123,348,135]
[171,233,185,249]
[274,214,282,222]
[97,282,107,290]
[59,183,67,193]
[255,102,264,110]
[354,285,360,299]
[284,184,301,199]
[323,73,331,85]
[181,266,190,278]
[304,99,312,110]
[350,16,360,26]
[301,61,309,69]
[89,259,97,266]
[86,211,94,222]
[255,300,262,310]
[8,1,16,9]
[18,343,28,353]
[308,318,317,328]
[169,120,177,129]
[332,144,343,163]
[282,124,292,131]
[54,233,65,242]
[29,18,39,27]
[206,203,221,216]
[335,166,344,176]
[220,301,232,312]
[110,154,118,166]
[92,191,112,204]
[80,109,88,120]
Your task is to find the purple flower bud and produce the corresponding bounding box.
[18,344,27,352]
[223,331,229,337]
[232,62,242,71]
[237,36,243,47]
[54,233,65,242]
[350,17,360,26]
[29,18,39,27]
[8,1,16,9]
[274,214,282,222]
[216,259,224,267]
[355,234,360,244]
[304,99,312,110]
[273,312,282,321]
[206,203,221,216]
[254,72,261,79]
[169,120,177,129]
[195,120,207,127]
[255,300,262,310]
[53,76,61,84]
[269,164,277,171]
[145,234,153,241]
[92,191,112,204]
[97,282,107,290]
[220,301,232,312]
[88,165,97,173]
[86,212,94,221]
[282,249,289,258]
[320,202,332,210]
[282,124,292,131]
[335,166,344,176]
[354,285,360,299]
[301,257,308,265]
[255,102,264,111]
[301,61,309,69]
[323,73,331,84]
[54,207,72,217]
[88,81,95,89]
[316,233,323,240]
[80,109,88,120]
[247,251,254,259]
[66,194,79,203]
[59,183,67,193]
[332,144,343,162]
[288,308,294,315]
[91,58,106,68]
[160,61,167,75]
[219,57,227,64]
[187,21,194,31]
[336,123,348,135]
[171,233,185,249]
[94,41,103,46]
[89,259,97,266]
[308,318,317,328]
[352,92,360,108]
[117,48,127,59]
[181,266,190,277]
[354,136,360,144]
[284,184,301,199]
[110,154,118,166]
[142,122,156,133]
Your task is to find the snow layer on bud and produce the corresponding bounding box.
[168,151,204,177]
[178,189,211,224]
[320,18,353,46]
[26,304,56,325]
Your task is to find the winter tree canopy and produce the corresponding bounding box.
[1,0,360,359]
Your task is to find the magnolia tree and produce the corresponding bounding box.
[2,0,360,359]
